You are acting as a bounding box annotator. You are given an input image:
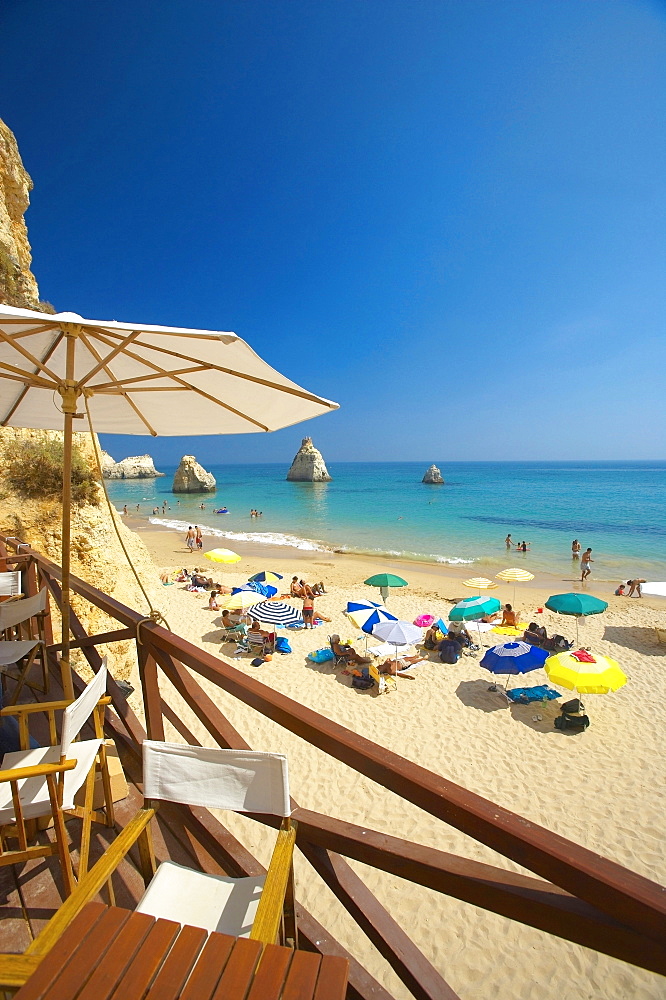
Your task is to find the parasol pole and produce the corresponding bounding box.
[57,328,80,701]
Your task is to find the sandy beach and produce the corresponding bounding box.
[126,518,666,999]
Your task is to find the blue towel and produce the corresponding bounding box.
[506,685,560,704]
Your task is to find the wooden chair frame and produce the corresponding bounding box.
[0,695,115,879]
[0,595,50,702]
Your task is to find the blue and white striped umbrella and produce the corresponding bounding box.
[480,641,548,676]
[247,601,303,626]
[346,600,398,634]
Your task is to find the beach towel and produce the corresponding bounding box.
[571,649,596,662]
[506,685,560,704]
[492,623,529,636]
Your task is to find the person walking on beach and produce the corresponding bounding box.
[122,505,128,515]
[581,548,593,580]
[572,539,581,559]
[185,525,196,551]
[195,526,203,550]
[505,534,512,549]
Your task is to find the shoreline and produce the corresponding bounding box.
[125,514,665,608]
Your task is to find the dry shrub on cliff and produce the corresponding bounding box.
[2,439,100,506]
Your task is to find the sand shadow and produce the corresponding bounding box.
[455,679,506,713]
[602,625,664,656]
[508,701,561,733]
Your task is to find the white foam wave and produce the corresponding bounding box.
[148,518,329,552]
[434,555,475,565]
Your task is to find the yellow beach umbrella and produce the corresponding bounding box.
[544,652,627,694]
[204,548,241,565]
[218,591,260,612]
[463,577,499,595]
[496,567,535,605]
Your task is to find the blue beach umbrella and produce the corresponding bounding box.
[346,600,398,635]
[249,571,284,583]
[480,641,549,694]
[247,601,303,627]
[232,581,277,598]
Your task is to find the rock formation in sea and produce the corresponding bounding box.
[102,451,164,479]
[286,437,332,482]
[422,464,444,484]
[172,455,216,492]
[0,118,161,686]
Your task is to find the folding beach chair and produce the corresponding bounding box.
[368,662,396,695]
[0,589,49,699]
[0,659,114,886]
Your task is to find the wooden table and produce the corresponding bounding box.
[15,902,348,1000]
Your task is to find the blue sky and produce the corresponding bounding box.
[1,0,665,464]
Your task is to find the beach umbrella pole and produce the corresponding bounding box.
[57,339,79,702]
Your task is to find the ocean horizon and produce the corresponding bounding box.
[105,460,666,582]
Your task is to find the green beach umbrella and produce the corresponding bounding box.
[448,595,501,650]
[364,572,408,603]
[545,592,608,645]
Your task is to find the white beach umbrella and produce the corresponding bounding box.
[0,304,338,697]
[372,620,423,675]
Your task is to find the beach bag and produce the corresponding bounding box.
[307,648,334,663]
[275,636,292,654]
[351,675,374,690]
[560,698,584,714]
[250,658,264,668]
[555,713,590,732]
[551,635,572,652]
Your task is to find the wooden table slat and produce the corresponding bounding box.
[106,917,180,1000]
[76,911,156,1000]
[179,933,235,1000]
[211,937,262,1000]
[40,908,132,1000]
[245,942,292,1000]
[14,903,108,1000]
[144,923,208,1000]
[281,951,322,1000]
[313,955,351,1000]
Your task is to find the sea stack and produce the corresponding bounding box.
[286,437,332,482]
[172,455,216,492]
[422,464,444,484]
[102,451,164,479]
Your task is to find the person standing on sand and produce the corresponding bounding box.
[626,578,646,598]
[505,534,512,549]
[572,539,581,559]
[302,592,315,628]
[185,526,196,551]
[123,505,128,515]
[581,548,593,580]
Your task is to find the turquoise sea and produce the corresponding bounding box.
[105,461,666,582]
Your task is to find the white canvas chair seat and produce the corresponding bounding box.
[0,589,47,632]
[136,861,266,936]
[0,640,40,667]
[0,572,22,597]
[0,739,101,824]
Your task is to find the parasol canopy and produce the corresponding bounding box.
[247,601,303,627]
[364,572,408,603]
[218,591,263,612]
[371,620,422,647]
[0,304,336,698]
[480,641,549,675]
[346,601,398,635]
[463,577,498,592]
[496,568,535,583]
[545,592,608,643]
[449,596,501,622]
[248,571,283,584]
[204,548,241,565]
[545,652,627,694]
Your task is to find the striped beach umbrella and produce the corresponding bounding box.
[463,577,499,594]
[495,567,535,605]
[248,571,283,583]
[481,641,549,693]
[449,596,501,621]
[247,601,303,627]
[346,601,398,635]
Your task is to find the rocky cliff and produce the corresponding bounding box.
[0,119,162,685]
[0,119,39,308]
[172,455,216,492]
[286,437,332,482]
[422,464,444,484]
[102,451,164,479]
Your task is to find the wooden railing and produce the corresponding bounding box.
[2,534,665,1000]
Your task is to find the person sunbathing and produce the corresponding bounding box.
[331,635,370,665]
[379,654,422,675]
[290,576,305,598]
[501,604,518,627]
[523,622,547,646]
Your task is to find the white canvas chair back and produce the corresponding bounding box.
[143,740,291,817]
[0,588,47,630]
[0,570,21,596]
[60,658,108,758]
